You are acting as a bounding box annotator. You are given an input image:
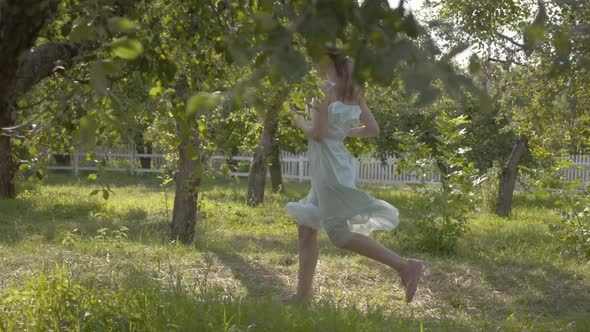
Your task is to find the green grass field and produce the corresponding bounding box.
[1,172,589,331]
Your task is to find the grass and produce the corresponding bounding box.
[0,172,589,331]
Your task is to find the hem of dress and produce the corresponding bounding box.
[285,200,399,235]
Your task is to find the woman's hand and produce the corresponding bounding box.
[290,94,329,141]
[294,113,307,129]
[290,110,307,129]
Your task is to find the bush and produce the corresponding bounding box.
[408,185,472,255]
[476,168,500,214]
[553,191,590,260]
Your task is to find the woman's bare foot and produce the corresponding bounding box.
[282,293,312,305]
[399,259,423,303]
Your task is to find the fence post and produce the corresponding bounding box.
[130,143,135,175]
[73,148,79,177]
[298,154,304,182]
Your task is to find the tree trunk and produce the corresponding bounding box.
[226,146,239,172]
[247,123,284,202]
[143,144,153,169]
[170,76,203,244]
[0,102,16,199]
[135,139,152,169]
[53,154,71,166]
[269,142,284,193]
[170,139,201,244]
[496,135,528,217]
[246,88,287,205]
[0,1,73,199]
[435,158,451,193]
[247,128,271,206]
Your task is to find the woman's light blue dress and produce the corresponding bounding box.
[285,101,399,237]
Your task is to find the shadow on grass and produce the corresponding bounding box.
[199,178,313,206]
[8,173,587,327]
[465,253,590,324]
[227,233,299,255]
[512,190,563,210]
[43,171,166,191]
[336,214,590,328]
[219,231,391,261]
[0,191,170,245]
[210,247,290,299]
[2,260,472,332]
[199,237,476,331]
[208,243,292,299]
[398,223,590,328]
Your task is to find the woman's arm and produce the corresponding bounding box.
[294,97,329,141]
[347,97,380,137]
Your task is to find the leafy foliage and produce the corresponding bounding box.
[403,111,481,254]
[553,191,590,260]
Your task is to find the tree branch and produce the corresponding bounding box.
[488,57,525,66]
[495,32,526,49]
[0,118,40,133]
[57,71,90,85]
[0,0,61,99]
[208,0,230,30]
[16,95,54,111]
[14,42,78,97]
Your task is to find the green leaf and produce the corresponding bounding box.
[102,190,110,200]
[361,0,388,22]
[254,12,277,33]
[401,68,434,97]
[150,82,164,97]
[101,59,121,75]
[111,38,143,60]
[580,56,590,70]
[61,21,73,36]
[79,116,98,149]
[532,1,548,26]
[553,30,571,59]
[274,49,307,82]
[401,13,419,38]
[293,100,306,110]
[443,43,470,62]
[90,62,109,95]
[88,174,97,182]
[183,144,198,161]
[70,24,97,43]
[90,189,100,195]
[158,59,177,84]
[107,17,138,34]
[372,45,404,85]
[186,93,222,118]
[298,13,340,42]
[162,177,174,186]
[523,2,548,53]
[523,24,546,53]
[416,87,441,107]
[468,54,481,75]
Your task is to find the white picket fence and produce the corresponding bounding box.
[562,155,590,186]
[207,152,440,184]
[47,147,590,186]
[47,145,167,176]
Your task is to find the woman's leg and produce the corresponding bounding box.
[339,233,423,302]
[294,224,319,301]
[340,233,409,271]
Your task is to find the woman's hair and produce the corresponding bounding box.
[327,49,362,102]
